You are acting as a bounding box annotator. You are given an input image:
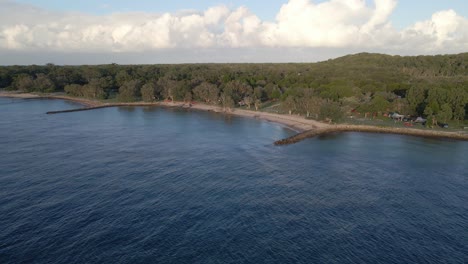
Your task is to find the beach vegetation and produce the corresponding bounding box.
[319,101,344,123]
[141,82,157,102]
[118,80,141,102]
[0,52,467,122]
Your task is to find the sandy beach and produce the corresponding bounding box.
[184,102,329,132]
[2,91,467,142]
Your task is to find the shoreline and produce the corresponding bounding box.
[2,91,468,143]
[0,92,325,132]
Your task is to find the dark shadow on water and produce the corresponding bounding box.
[316,132,344,141]
[118,106,137,112]
[141,106,160,113]
[223,115,234,125]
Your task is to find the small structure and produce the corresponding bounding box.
[414,117,426,123]
[390,112,405,121]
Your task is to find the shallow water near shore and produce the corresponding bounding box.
[1,98,467,264]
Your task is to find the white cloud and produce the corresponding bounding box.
[402,10,468,52]
[0,0,467,58]
[362,0,397,32]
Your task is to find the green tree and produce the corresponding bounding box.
[423,105,433,118]
[224,80,252,103]
[82,79,106,99]
[296,89,322,118]
[319,101,344,122]
[81,67,102,82]
[118,80,141,102]
[437,103,452,123]
[193,82,219,104]
[424,106,434,128]
[64,84,83,97]
[34,73,56,93]
[406,86,426,115]
[426,100,440,116]
[141,82,157,102]
[282,96,297,115]
[253,86,264,101]
[447,87,468,122]
[13,74,35,92]
[426,88,448,109]
[319,80,354,101]
[115,70,132,87]
[220,91,234,111]
[264,83,281,100]
[157,78,180,102]
[0,68,12,89]
[369,95,390,114]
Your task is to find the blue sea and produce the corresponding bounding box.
[0,98,467,263]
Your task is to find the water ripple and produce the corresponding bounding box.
[0,98,467,263]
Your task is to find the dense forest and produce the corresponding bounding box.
[1,53,467,124]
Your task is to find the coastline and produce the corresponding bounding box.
[2,91,468,143]
[0,92,325,132]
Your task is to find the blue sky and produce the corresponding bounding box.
[15,0,468,28]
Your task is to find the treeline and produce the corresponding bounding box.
[1,53,467,123]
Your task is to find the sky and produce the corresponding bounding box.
[1,0,467,65]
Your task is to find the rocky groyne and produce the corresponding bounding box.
[274,125,468,145]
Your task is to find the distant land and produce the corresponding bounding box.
[1,52,467,140]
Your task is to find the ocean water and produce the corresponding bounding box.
[0,97,467,264]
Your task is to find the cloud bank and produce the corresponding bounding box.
[0,0,467,63]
